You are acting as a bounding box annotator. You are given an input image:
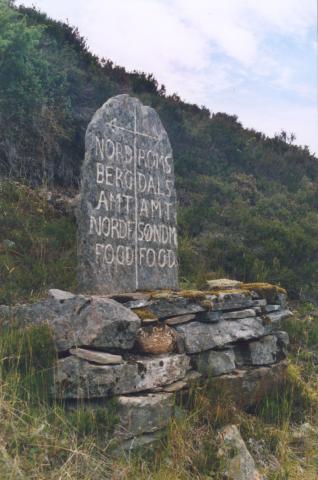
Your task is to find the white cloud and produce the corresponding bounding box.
[19,0,317,153]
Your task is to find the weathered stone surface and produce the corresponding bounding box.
[1,296,141,351]
[48,289,75,301]
[264,304,281,313]
[110,292,151,304]
[148,297,204,319]
[174,317,269,354]
[115,393,174,439]
[195,310,221,323]
[209,361,287,408]
[136,325,176,354]
[77,94,178,294]
[54,353,190,399]
[160,379,187,392]
[205,291,254,311]
[277,293,287,307]
[193,349,236,376]
[221,308,256,321]
[252,299,267,307]
[165,313,196,326]
[276,330,289,350]
[207,279,243,289]
[265,309,292,327]
[234,335,287,366]
[69,348,123,365]
[218,425,263,480]
[159,370,202,392]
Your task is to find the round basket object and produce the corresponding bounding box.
[136,325,176,354]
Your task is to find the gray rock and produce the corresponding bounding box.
[54,353,190,399]
[235,336,283,366]
[69,348,123,365]
[277,293,288,307]
[210,361,287,408]
[110,292,151,304]
[221,308,256,320]
[159,370,202,392]
[276,330,289,348]
[115,393,174,439]
[252,299,267,307]
[165,313,196,326]
[148,297,204,319]
[0,296,141,351]
[264,304,281,313]
[48,289,75,301]
[193,349,236,376]
[265,309,292,327]
[195,310,221,323]
[207,279,243,289]
[218,425,263,480]
[174,317,269,354]
[77,94,178,294]
[205,291,254,311]
[124,299,151,309]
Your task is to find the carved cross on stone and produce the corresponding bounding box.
[77,94,179,294]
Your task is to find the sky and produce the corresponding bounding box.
[20,0,318,155]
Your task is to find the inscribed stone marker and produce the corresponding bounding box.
[77,94,178,294]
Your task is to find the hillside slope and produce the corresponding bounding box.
[1,1,318,297]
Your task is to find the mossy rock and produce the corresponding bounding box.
[149,290,175,300]
[179,290,206,300]
[242,283,287,303]
[207,288,251,297]
[133,307,158,321]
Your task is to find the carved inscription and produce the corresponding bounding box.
[77,95,178,293]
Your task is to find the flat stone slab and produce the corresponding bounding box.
[159,371,201,392]
[207,279,243,289]
[69,348,123,365]
[115,393,174,439]
[174,317,269,354]
[264,305,281,313]
[147,297,204,319]
[54,353,190,399]
[205,291,254,311]
[221,308,256,320]
[1,295,141,351]
[165,314,196,326]
[77,94,178,294]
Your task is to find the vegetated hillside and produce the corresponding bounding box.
[1,1,318,298]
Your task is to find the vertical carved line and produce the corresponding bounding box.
[133,107,139,290]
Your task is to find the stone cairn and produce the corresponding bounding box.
[0,96,292,450]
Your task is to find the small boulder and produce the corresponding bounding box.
[218,425,263,480]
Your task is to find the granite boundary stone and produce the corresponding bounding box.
[77,94,178,294]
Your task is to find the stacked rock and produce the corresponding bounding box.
[0,280,292,449]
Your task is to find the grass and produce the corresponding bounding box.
[0,180,77,304]
[0,306,318,478]
[1,180,318,478]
